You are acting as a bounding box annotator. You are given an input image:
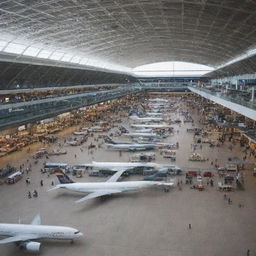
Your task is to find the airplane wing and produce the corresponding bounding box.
[0,234,40,244]
[31,214,41,225]
[75,190,122,203]
[106,170,126,182]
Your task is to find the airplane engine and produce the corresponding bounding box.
[20,241,41,252]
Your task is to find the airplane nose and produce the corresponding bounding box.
[78,232,84,237]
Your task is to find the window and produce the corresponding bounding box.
[70,56,81,63]
[133,61,214,77]
[49,51,65,60]
[61,54,74,62]
[37,49,53,59]
[4,43,26,54]
[0,40,8,51]
[23,46,41,57]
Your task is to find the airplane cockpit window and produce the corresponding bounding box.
[74,231,80,234]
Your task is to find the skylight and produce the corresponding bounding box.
[0,40,8,51]
[4,43,26,54]
[49,51,65,60]
[0,37,131,74]
[132,62,214,77]
[37,50,53,59]
[23,46,41,57]
[217,47,256,70]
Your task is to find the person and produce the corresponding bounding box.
[40,180,43,186]
[33,190,38,197]
[247,249,250,256]
[189,224,191,229]
[51,181,54,186]
[28,191,31,199]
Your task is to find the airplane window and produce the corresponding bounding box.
[74,231,80,234]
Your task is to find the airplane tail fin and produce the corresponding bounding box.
[103,135,115,144]
[31,214,41,225]
[55,168,75,184]
[119,126,128,133]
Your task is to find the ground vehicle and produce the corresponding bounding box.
[144,170,167,181]
[44,163,68,169]
[203,171,212,177]
[130,153,155,162]
[187,170,197,177]
[33,148,47,159]
[6,171,23,184]
[218,182,233,191]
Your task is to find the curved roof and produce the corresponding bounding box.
[0,0,255,71]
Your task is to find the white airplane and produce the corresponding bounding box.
[104,137,156,151]
[131,124,172,129]
[0,214,83,252]
[105,142,156,151]
[145,112,163,117]
[49,168,174,203]
[73,131,87,135]
[124,132,161,139]
[148,103,167,107]
[86,161,175,171]
[134,128,153,133]
[148,98,168,103]
[130,114,163,122]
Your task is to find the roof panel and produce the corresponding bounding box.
[0,0,254,71]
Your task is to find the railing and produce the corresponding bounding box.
[189,86,256,110]
[0,87,141,129]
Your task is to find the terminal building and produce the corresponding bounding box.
[0,1,255,256]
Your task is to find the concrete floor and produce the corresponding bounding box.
[0,98,256,256]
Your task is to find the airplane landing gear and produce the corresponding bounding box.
[164,187,170,192]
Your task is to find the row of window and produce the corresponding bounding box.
[0,40,129,73]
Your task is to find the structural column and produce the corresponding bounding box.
[235,80,238,90]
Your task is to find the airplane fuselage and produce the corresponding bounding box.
[0,224,82,241]
[124,132,159,138]
[106,143,155,151]
[130,116,163,122]
[58,181,171,193]
[88,161,168,169]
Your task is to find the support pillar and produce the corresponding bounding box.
[235,80,238,90]
[251,87,255,102]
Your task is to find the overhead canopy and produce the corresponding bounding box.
[0,1,255,75]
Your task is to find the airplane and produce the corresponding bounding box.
[105,142,156,151]
[104,137,156,151]
[0,214,83,252]
[73,131,87,135]
[104,135,156,149]
[85,161,176,171]
[86,161,182,176]
[124,132,161,139]
[145,112,163,117]
[119,125,153,134]
[49,168,174,203]
[134,128,153,133]
[129,114,163,122]
[131,124,173,129]
[148,98,168,103]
